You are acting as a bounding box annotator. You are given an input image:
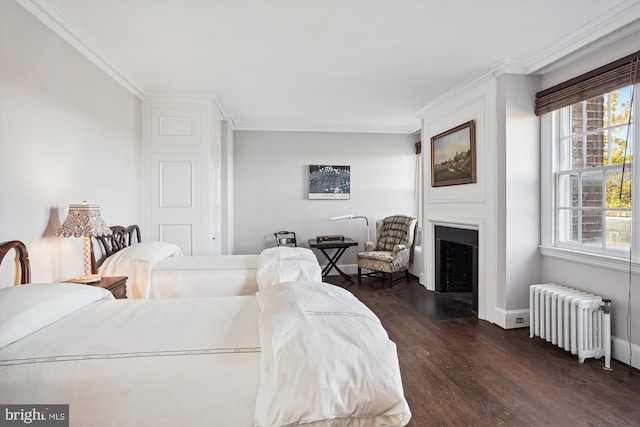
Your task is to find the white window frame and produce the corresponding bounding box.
[540,84,640,273]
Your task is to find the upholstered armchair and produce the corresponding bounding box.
[357,215,418,287]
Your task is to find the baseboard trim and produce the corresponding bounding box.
[612,336,640,370]
[503,309,639,370]
[504,308,530,329]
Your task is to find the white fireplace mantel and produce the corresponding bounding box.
[424,216,498,324]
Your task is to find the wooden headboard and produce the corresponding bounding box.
[91,225,142,273]
[0,240,31,285]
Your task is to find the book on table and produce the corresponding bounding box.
[316,235,345,243]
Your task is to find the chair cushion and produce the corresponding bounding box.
[377,216,415,252]
[357,251,394,263]
[358,256,395,273]
[358,247,412,272]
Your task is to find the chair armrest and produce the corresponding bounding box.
[364,241,377,251]
[392,244,408,254]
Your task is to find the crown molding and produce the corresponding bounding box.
[415,61,502,118]
[234,122,421,135]
[525,0,640,74]
[17,0,417,134]
[492,58,528,77]
[416,1,640,118]
[18,0,241,126]
[529,18,640,75]
[211,95,240,129]
[107,91,417,133]
[416,56,536,118]
[24,0,635,134]
[139,94,418,133]
[19,0,240,125]
[17,0,145,99]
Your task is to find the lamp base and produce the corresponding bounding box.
[72,274,101,284]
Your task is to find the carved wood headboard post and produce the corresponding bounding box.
[91,225,142,273]
[0,240,31,285]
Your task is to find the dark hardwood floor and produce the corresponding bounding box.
[327,274,640,427]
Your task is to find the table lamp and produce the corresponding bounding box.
[55,202,112,283]
[329,214,370,242]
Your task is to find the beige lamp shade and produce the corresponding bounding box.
[54,203,112,238]
[54,203,112,282]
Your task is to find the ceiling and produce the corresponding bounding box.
[19,0,640,133]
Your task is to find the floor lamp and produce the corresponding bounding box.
[329,214,370,242]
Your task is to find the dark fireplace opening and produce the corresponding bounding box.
[441,241,473,292]
[434,226,478,313]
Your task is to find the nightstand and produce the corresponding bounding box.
[66,276,128,299]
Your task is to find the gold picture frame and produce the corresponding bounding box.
[430,120,476,187]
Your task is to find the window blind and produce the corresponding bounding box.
[535,50,640,116]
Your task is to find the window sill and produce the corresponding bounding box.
[539,245,639,274]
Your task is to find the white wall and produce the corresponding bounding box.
[221,120,235,255]
[499,74,542,312]
[0,1,141,284]
[233,131,419,270]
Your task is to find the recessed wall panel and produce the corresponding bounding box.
[159,161,193,207]
[151,108,202,145]
[160,117,192,136]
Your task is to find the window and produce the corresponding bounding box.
[537,51,639,265]
[552,86,634,255]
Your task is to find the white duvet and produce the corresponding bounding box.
[0,284,261,427]
[255,281,411,427]
[0,281,411,426]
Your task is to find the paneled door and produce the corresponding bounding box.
[151,153,202,255]
[143,99,221,256]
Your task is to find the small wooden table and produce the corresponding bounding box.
[308,238,358,283]
[66,276,128,299]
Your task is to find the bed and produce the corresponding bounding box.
[93,225,321,299]
[150,254,259,298]
[0,240,412,426]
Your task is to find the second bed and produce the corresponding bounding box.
[94,225,321,298]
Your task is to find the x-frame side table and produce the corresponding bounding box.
[308,238,358,283]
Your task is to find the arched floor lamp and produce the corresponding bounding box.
[329,214,370,242]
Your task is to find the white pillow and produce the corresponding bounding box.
[98,241,183,275]
[256,247,322,290]
[0,283,114,348]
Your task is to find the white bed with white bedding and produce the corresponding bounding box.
[0,239,411,426]
[149,254,260,297]
[0,284,261,426]
[94,225,322,299]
